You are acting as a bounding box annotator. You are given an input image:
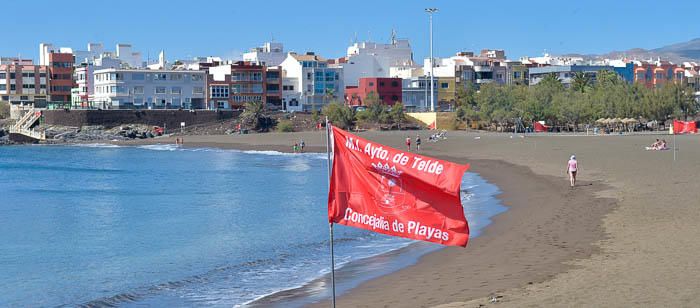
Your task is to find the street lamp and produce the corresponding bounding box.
[425,8,438,112]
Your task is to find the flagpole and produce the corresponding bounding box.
[325,116,336,308]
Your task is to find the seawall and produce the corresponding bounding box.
[43,109,240,128]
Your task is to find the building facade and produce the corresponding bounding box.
[48,52,75,103]
[91,68,205,109]
[0,62,49,107]
[279,52,343,112]
[205,61,282,110]
[633,61,685,88]
[344,77,402,106]
[528,65,630,87]
[339,34,414,87]
[243,42,286,66]
[401,77,437,112]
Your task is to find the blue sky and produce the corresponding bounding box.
[3,0,699,62]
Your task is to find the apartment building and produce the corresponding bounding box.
[48,52,75,103]
[633,60,686,88]
[339,33,414,87]
[401,77,437,112]
[91,68,205,109]
[205,61,282,110]
[0,61,49,107]
[279,52,343,112]
[243,42,286,66]
[344,77,402,106]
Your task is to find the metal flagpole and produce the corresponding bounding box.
[673,130,677,161]
[325,116,336,308]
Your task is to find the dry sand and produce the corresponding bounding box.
[118,131,700,307]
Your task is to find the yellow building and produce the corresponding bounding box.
[436,77,456,109]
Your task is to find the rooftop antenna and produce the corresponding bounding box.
[391,29,397,45]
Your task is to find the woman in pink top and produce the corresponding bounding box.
[566,155,578,187]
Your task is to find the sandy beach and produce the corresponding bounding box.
[118,130,700,307]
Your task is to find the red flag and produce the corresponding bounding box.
[327,126,470,247]
[533,121,549,132]
[673,120,697,134]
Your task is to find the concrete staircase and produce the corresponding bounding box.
[9,108,45,141]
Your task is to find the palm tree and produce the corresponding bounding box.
[241,101,264,130]
[571,72,592,93]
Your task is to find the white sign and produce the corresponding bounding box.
[180,122,185,127]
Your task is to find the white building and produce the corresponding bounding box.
[338,33,414,87]
[243,42,286,66]
[39,43,73,65]
[279,52,343,112]
[91,68,205,109]
[72,57,123,107]
[43,42,144,67]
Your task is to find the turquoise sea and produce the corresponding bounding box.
[0,144,506,307]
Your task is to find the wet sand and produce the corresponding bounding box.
[118,131,700,307]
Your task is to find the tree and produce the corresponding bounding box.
[389,102,406,129]
[322,101,354,129]
[241,101,275,131]
[571,72,592,93]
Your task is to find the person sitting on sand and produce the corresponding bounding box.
[659,139,668,150]
[566,155,578,187]
[650,139,660,149]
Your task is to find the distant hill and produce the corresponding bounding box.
[563,38,700,63]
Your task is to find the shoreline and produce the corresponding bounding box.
[110,132,618,307]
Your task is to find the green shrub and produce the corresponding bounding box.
[277,120,295,132]
[0,102,9,119]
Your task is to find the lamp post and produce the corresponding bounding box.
[425,7,438,112]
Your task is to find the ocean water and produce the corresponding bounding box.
[0,144,506,307]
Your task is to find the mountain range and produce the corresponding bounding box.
[563,38,700,63]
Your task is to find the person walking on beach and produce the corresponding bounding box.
[405,136,411,152]
[293,143,299,153]
[415,135,421,151]
[566,155,578,187]
[300,139,305,153]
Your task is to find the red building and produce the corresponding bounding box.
[633,61,685,89]
[344,77,402,106]
[48,52,74,102]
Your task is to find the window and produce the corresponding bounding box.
[325,71,335,82]
[369,82,374,87]
[391,95,399,101]
[441,82,449,89]
[133,98,143,105]
[10,73,16,79]
[132,73,145,80]
[513,72,521,79]
[22,72,35,78]
[636,72,644,80]
[266,84,279,91]
[0,73,5,79]
[134,86,144,94]
[191,74,203,81]
[11,84,16,90]
[307,72,312,80]
[0,85,6,91]
[22,84,35,89]
[251,72,262,81]
[210,85,229,98]
[251,84,263,93]
[172,97,181,106]
[391,81,399,87]
[170,74,183,81]
[193,86,204,94]
[379,81,385,87]
[154,73,167,80]
[155,87,166,94]
[655,72,663,80]
[172,87,182,94]
[39,72,46,78]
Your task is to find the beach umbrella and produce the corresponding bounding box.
[612,118,622,124]
[596,118,606,123]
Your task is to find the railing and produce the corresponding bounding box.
[9,126,46,140]
[11,107,45,141]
